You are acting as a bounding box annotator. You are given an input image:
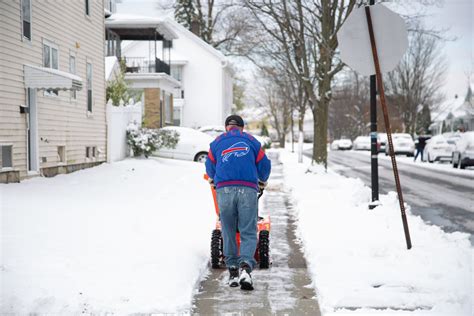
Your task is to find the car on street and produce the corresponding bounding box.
[198,125,225,137]
[452,131,474,169]
[422,134,455,163]
[353,136,371,150]
[154,126,213,163]
[331,138,352,150]
[385,133,415,156]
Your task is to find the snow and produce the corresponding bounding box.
[0,158,214,314]
[279,148,472,315]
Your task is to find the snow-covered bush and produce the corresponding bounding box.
[126,123,179,158]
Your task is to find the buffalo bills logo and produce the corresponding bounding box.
[221,142,250,162]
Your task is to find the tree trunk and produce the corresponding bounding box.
[279,134,286,148]
[312,99,328,168]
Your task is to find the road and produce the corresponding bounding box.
[193,152,321,315]
[307,149,474,244]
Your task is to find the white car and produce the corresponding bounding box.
[385,133,415,156]
[331,138,352,150]
[353,136,371,150]
[154,126,213,163]
[452,131,474,169]
[422,134,455,163]
[198,125,225,137]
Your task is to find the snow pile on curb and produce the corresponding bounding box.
[279,149,472,315]
[0,158,214,314]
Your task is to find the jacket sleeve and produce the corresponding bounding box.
[255,143,271,182]
[205,144,217,179]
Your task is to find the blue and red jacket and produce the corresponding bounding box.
[205,128,271,190]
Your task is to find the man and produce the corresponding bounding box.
[205,115,271,291]
[414,131,427,162]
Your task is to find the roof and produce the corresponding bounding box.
[24,64,83,91]
[105,13,179,40]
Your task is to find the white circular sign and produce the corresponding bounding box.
[337,4,408,76]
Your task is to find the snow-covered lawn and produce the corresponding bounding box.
[0,158,214,314]
[280,149,472,315]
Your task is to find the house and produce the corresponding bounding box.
[121,17,233,128]
[0,1,106,183]
[105,14,180,128]
[430,85,474,135]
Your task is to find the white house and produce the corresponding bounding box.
[122,18,233,128]
[0,0,106,183]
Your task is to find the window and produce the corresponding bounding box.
[85,0,90,15]
[86,62,92,112]
[163,40,173,49]
[69,55,76,99]
[170,65,182,82]
[164,92,172,124]
[1,145,13,169]
[43,42,59,95]
[21,0,31,40]
[86,146,96,159]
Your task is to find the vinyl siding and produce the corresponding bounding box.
[0,0,106,178]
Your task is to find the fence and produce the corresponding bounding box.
[106,101,142,163]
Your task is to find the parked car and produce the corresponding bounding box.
[377,133,387,153]
[198,125,225,137]
[385,133,415,156]
[353,136,371,150]
[154,126,213,162]
[331,138,352,150]
[422,134,455,163]
[452,131,474,169]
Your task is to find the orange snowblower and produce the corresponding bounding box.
[204,174,271,269]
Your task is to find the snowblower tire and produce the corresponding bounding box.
[211,229,223,269]
[259,230,270,269]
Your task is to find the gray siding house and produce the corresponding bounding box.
[0,0,107,183]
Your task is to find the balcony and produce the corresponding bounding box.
[121,57,170,75]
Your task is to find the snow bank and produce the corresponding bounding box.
[0,158,214,314]
[279,149,472,315]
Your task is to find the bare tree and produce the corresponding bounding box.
[385,24,446,134]
[244,0,358,168]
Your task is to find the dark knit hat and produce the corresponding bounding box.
[225,115,244,127]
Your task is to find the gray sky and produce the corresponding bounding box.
[117,0,473,107]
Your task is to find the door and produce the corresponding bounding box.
[27,88,39,172]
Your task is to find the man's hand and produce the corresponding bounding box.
[258,180,267,190]
[208,177,216,189]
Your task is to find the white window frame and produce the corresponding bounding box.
[0,144,14,171]
[21,0,32,42]
[69,52,77,101]
[43,39,59,97]
[86,61,93,114]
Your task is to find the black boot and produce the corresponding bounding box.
[228,266,239,287]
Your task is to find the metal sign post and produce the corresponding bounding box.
[365,6,412,249]
[368,0,379,210]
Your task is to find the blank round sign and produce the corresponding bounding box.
[337,4,408,76]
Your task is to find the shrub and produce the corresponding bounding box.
[126,124,179,158]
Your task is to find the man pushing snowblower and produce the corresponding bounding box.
[205,115,271,291]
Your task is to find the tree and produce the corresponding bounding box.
[232,77,246,112]
[244,0,358,168]
[174,0,198,29]
[385,24,446,134]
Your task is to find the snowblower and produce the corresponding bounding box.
[204,174,271,269]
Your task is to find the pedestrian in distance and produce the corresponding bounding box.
[414,130,427,162]
[205,115,271,291]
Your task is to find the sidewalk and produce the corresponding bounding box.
[279,148,472,315]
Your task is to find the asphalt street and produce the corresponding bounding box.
[305,149,474,244]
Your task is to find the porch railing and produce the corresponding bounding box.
[121,57,170,75]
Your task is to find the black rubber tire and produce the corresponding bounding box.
[194,152,208,163]
[259,230,270,269]
[452,154,458,168]
[211,229,222,269]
